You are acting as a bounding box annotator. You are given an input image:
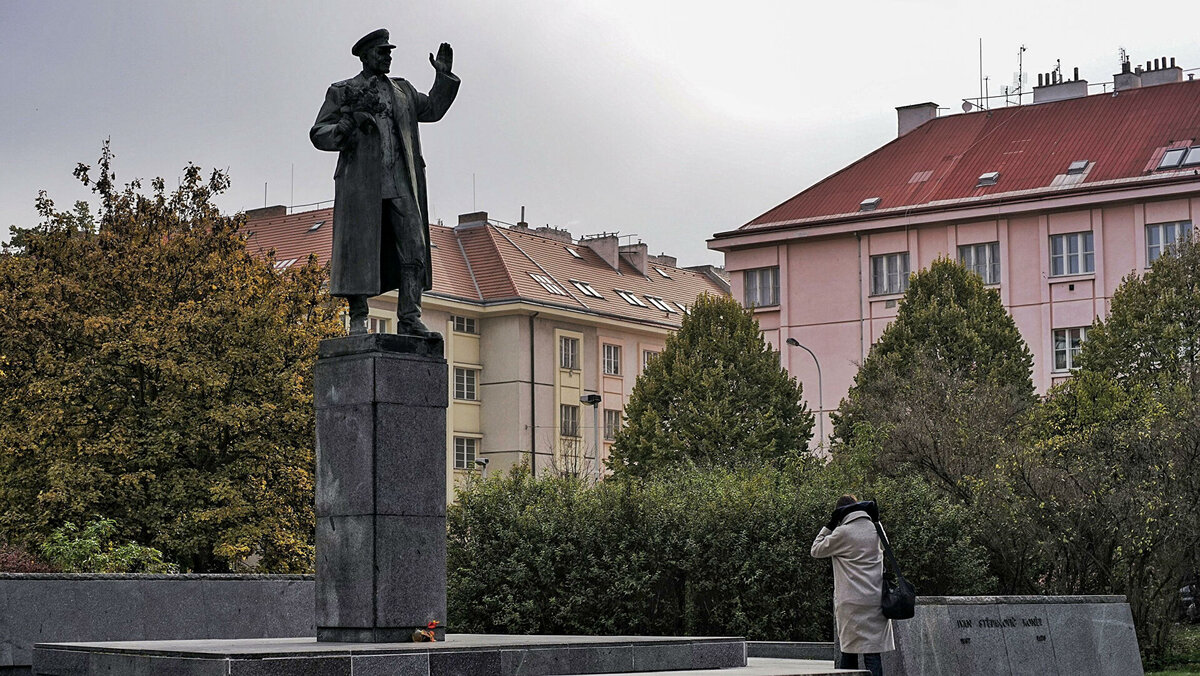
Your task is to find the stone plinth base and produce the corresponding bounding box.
[32,635,747,675]
[314,333,448,642]
[881,595,1143,676]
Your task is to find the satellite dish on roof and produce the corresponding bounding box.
[962,101,974,112]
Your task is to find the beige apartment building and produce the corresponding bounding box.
[246,207,729,499]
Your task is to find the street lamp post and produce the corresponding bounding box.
[580,394,602,481]
[785,337,824,448]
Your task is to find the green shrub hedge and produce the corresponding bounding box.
[447,466,993,639]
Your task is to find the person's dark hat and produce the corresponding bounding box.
[352,29,395,57]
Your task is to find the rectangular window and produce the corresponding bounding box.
[452,316,477,334]
[603,344,621,375]
[646,296,676,313]
[530,273,568,295]
[560,336,579,370]
[569,280,604,298]
[958,242,1001,285]
[743,266,780,307]
[1053,327,1087,371]
[1146,221,1191,266]
[454,367,478,401]
[870,252,910,295]
[368,317,390,334]
[604,409,621,440]
[615,289,648,307]
[454,437,478,470]
[1049,232,1095,276]
[560,404,580,437]
[642,350,659,369]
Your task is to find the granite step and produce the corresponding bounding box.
[592,657,868,675]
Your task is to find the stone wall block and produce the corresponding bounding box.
[375,403,446,517]
[374,516,446,628]
[315,516,375,629]
[315,404,375,517]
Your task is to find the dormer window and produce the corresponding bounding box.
[1158,148,1187,169]
[1066,160,1089,175]
[977,171,1000,187]
[859,197,882,212]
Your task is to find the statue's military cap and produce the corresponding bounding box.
[352,28,395,57]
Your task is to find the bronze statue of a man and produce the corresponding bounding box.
[311,29,460,337]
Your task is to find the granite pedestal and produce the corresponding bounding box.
[314,333,448,642]
[31,634,748,675]
[879,595,1143,675]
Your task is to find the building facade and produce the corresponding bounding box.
[246,207,729,499]
[710,56,1200,447]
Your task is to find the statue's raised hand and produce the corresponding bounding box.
[429,43,453,75]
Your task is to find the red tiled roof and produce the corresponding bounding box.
[244,208,726,328]
[740,79,1200,230]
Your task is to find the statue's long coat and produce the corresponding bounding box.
[310,70,459,297]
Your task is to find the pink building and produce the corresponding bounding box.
[709,57,1200,447]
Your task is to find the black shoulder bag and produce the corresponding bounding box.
[873,521,916,620]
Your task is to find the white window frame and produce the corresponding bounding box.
[569,280,604,298]
[870,252,910,296]
[642,350,659,369]
[454,367,479,401]
[603,409,621,440]
[560,404,580,438]
[368,317,390,334]
[454,436,479,470]
[1053,327,1087,372]
[958,242,1001,285]
[646,296,676,313]
[1146,221,1191,266]
[452,315,477,334]
[530,273,568,295]
[602,344,621,375]
[1049,232,1095,276]
[743,266,780,307]
[615,289,648,307]
[560,336,580,370]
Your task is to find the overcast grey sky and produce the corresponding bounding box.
[4,0,1200,266]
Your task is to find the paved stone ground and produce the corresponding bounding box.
[592,657,869,676]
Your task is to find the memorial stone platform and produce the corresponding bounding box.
[32,634,747,675]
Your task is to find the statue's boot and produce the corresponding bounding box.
[396,264,439,338]
[347,295,369,335]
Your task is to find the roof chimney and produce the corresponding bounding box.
[245,205,288,221]
[1140,55,1183,87]
[649,253,677,268]
[1032,65,1088,103]
[1115,54,1141,91]
[896,102,938,137]
[619,242,649,275]
[582,233,620,271]
[456,211,489,230]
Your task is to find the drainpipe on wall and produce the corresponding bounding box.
[856,232,865,362]
[529,311,539,476]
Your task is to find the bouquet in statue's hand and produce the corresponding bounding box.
[336,83,388,137]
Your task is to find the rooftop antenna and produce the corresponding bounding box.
[1016,44,1027,105]
[264,182,267,207]
[979,38,985,110]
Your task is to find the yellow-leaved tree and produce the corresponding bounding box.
[0,143,342,572]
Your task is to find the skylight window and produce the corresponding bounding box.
[1183,148,1200,167]
[530,273,567,295]
[615,289,648,307]
[308,220,325,231]
[570,280,603,298]
[1158,148,1187,169]
[1066,160,1089,175]
[675,302,689,315]
[859,197,882,212]
[654,267,672,278]
[977,171,1000,187]
[273,258,298,270]
[565,246,583,259]
[646,296,676,313]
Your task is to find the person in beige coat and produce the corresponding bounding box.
[811,494,894,676]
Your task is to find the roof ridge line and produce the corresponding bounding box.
[489,224,591,310]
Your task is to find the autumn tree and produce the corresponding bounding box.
[1020,236,1200,657]
[607,293,813,478]
[832,257,1036,492]
[0,143,342,572]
